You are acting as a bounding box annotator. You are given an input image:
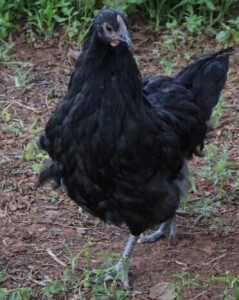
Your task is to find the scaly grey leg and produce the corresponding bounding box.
[139,215,176,246]
[94,234,139,289]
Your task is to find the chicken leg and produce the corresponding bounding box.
[93,234,139,289]
[139,215,176,246]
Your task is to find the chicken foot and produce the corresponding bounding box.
[92,234,139,289]
[139,215,176,246]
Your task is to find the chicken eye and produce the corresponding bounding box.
[106,24,113,33]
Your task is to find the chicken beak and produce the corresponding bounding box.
[117,31,131,48]
[116,15,132,48]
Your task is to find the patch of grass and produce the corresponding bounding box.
[1,0,239,43]
[200,144,234,199]
[193,198,215,217]
[216,19,239,46]
[0,287,32,300]
[213,275,239,299]
[168,272,199,299]
[153,18,205,74]
[28,119,44,134]
[1,106,24,136]
[1,106,11,122]
[26,0,59,37]
[13,67,32,89]
[21,138,48,172]
[82,267,129,300]
[41,241,128,299]
[0,0,16,40]
[40,268,79,299]
[6,120,24,137]
[64,242,84,273]
[0,40,13,61]
[0,0,96,42]
[210,100,224,129]
[49,191,58,202]
[210,217,232,237]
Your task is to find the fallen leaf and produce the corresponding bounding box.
[149,282,176,300]
[0,209,6,218]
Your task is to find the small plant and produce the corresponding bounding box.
[0,271,5,283]
[168,272,199,300]
[200,144,233,195]
[13,67,32,89]
[213,275,239,299]
[80,243,128,299]
[0,288,9,300]
[49,191,58,202]
[216,25,239,47]
[0,0,15,40]
[104,0,145,13]
[7,121,24,137]
[64,242,83,273]
[184,14,205,35]
[21,139,48,171]
[211,217,232,237]
[193,198,215,217]
[40,268,78,299]
[210,100,224,128]
[1,106,11,122]
[0,40,13,61]
[160,56,173,75]
[82,266,129,300]
[1,107,24,136]
[25,0,95,40]
[26,0,58,37]
[164,20,185,50]
[0,287,32,300]
[57,241,128,299]
[28,119,44,134]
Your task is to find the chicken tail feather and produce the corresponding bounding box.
[177,47,233,121]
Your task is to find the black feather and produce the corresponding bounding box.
[37,9,231,237]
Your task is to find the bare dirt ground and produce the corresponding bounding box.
[1,25,239,299]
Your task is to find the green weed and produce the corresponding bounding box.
[1,107,24,136]
[213,275,239,299]
[1,0,239,42]
[200,144,233,194]
[82,266,129,299]
[7,120,24,137]
[216,22,239,46]
[0,271,5,283]
[40,268,78,299]
[13,67,32,89]
[193,198,215,217]
[0,287,32,300]
[210,100,224,128]
[1,106,11,122]
[64,242,83,273]
[168,272,199,300]
[0,40,13,61]
[211,217,232,237]
[28,119,44,134]
[49,191,58,202]
[0,0,15,40]
[21,139,48,171]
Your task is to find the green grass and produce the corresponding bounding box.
[168,272,199,300]
[1,0,239,44]
[213,275,239,299]
[168,273,239,300]
[1,106,47,171]
[200,144,233,191]
[0,242,128,299]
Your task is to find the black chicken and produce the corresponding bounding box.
[37,9,232,288]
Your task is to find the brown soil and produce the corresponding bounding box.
[1,25,239,300]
